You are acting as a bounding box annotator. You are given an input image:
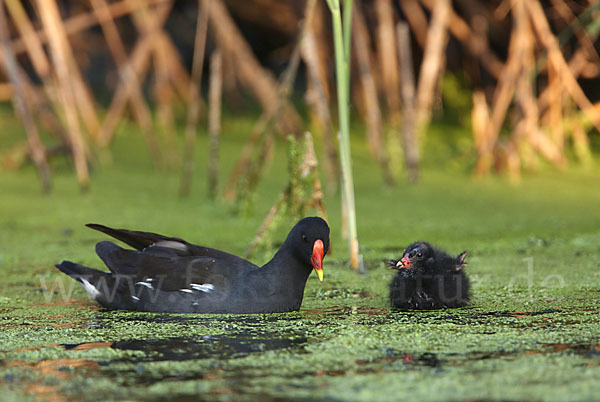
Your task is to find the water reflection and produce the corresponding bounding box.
[108,333,307,362]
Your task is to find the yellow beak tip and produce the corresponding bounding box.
[315,269,324,282]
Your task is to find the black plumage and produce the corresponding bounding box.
[55,217,329,314]
[387,242,470,310]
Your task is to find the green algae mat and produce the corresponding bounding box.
[1,131,600,400]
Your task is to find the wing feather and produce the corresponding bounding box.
[87,223,258,267]
[95,241,244,292]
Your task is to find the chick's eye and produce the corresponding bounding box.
[417,252,423,258]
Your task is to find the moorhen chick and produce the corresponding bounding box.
[55,217,329,314]
[387,242,470,310]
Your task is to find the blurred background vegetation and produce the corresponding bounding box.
[1,0,598,189]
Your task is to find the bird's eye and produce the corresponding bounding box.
[301,234,308,243]
[417,252,423,258]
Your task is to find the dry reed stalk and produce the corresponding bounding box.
[577,59,600,79]
[505,139,522,183]
[223,0,316,201]
[129,1,192,163]
[10,0,169,56]
[571,118,593,167]
[157,36,193,103]
[398,0,428,47]
[208,50,223,200]
[301,22,339,190]
[416,0,450,129]
[474,0,525,176]
[129,0,193,106]
[68,69,101,143]
[526,0,600,133]
[493,0,512,20]
[506,122,526,181]
[4,0,66,138]
[20,78,68,141]
[180,0,209,197]
[547,59,564,154]
[91,0,163,167]
[397,22,420,183]
[420,0,503,79]
[0,82,12,101]
[220,49,241,106]
[0,6,51,193]
[207,0,301,134]
[37,0,89,189]
[375,0,401,127]
[514,0,536,171]
[474,0,583,177]
[4,0,51,76]
[471,90,490,164]
[549,0,599,63]
[353,1,393,185]
[302,0,332,102]
[515,7,564,172]
[129,0,190,105]
[132,0,191,96]
[100,2,172,146]
[152,37,178,169]
[34,1,101,143]
[302,133,328,223]
[538,48,595,112]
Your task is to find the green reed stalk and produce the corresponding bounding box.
[325,0,360,269]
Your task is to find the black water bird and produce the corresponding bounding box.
[55,217,329,314]
[387,242,470,310]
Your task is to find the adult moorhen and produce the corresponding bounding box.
[387,242,470,310]
[55,217,330,314]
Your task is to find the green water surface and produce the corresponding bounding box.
[1,111,599,401]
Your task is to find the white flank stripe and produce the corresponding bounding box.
[131,295,140,302]
[179,289,193,293]
[135,282,153,289]
[80,279,100,300]
[190,283,214,293]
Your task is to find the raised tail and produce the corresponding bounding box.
[55,261,112,301]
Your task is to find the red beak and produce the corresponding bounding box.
[311,239,324,282]
[397,253,411,269]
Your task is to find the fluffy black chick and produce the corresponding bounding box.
[387,242,470,310]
